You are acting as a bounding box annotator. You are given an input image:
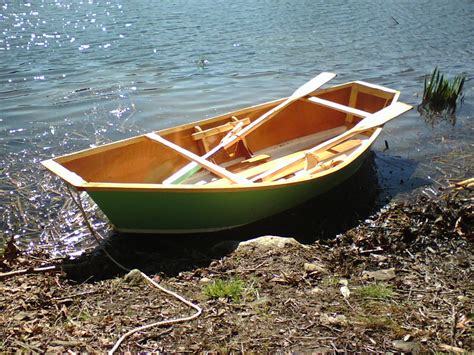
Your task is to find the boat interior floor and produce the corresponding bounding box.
[184,124,371,186]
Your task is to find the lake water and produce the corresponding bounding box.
[1,0,472,255]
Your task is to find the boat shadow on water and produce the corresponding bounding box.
[64,151,428,282]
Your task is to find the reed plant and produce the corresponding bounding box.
[420,67,465,114]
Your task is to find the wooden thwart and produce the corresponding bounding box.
[304,96,370,118]
[145,133,251,184]
[345,85,359,123]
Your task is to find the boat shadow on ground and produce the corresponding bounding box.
[64,152,429,282]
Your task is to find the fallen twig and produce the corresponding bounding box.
[0,265,59,280]
[438,344,468,353]
[450,177,474,189]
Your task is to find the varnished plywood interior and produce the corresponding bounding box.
[48,81,397,186]
[62,138,188,184]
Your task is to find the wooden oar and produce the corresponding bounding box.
[162,72,337,185]
[251,101,413,182]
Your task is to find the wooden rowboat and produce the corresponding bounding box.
[42,74,412,233]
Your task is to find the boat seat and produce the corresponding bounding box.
[226,154,271,173]
[206,136,364,186]
[250,138,363,183]
[192,116,251,154]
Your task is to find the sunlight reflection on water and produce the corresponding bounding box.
[0,0,472,255]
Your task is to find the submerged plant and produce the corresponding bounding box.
[420,67,465,114]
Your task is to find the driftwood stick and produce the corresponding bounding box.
[0,265,59,280]
[451,177,474,189]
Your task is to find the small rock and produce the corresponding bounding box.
[392,340,420,353]
[339,279,349,286]
[199,277,212,284]
[320,313,347,326]
[362,268,396,281]
[304,262,328,274]
[340,285,350,299]
[309,287,324,295]
[124,269,143,286]
[370,254,388,261]
[438,344,467,353]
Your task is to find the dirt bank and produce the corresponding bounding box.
[0,183,472,353]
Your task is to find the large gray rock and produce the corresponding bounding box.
[237,236,303,251]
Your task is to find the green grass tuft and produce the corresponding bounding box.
[420,67,465,114]
[355,284,394,299]
[203,277,244,302]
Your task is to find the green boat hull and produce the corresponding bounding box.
[87,151,368,233]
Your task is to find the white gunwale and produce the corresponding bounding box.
[41,159,87,187]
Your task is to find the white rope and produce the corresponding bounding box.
[109,271,202,354]
[65,185,202,353]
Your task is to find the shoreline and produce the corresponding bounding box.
[1,180,472,352]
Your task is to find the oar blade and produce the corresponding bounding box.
[356,102,412,131]
[291,72,336,99]
[308,101,412,157]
